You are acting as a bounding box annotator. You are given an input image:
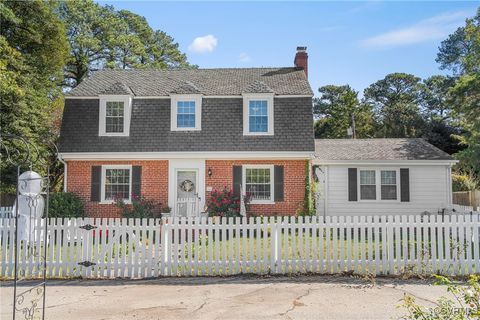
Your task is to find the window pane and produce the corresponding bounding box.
[177,101,196,128]
[381,185,397,200]
[245,168,272,201]
[360,185,376,200]
[381,171,396,185]
[105,101,124,133]
[360,170,375,185]
[249,100,268,133]
[104,168,130,200]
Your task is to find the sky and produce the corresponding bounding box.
[99,1,478,97]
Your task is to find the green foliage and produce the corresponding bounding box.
[206,188,241,217]
[48,192,85,218]
[59,0,194,88]
[115,195,160,218]
[399,275,480,319]
[0,0,69,192]
[314,85,375,138]
[363,73,426,138]
[298,161,314,217]
[452,171,479,192]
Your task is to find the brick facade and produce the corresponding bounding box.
[205,160,307,216]
[67,160,168,218]
[67,159,306,217]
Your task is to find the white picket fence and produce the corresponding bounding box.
[1,215,480,279]
[0,206,13,219]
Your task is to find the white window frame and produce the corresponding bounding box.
[242,93,274,136]
[358,168,400,202]
[98,95,132,136]
[170,94,202,131]
[100,165,132,204]
[242,164,275,204]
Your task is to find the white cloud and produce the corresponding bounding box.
[188,34,218,53]
[238,53,251,63]
[362,10,471,48]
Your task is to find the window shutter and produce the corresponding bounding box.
[400,168,410,202]
[274,165,284,202]
[91,166,101,202]
[348,168,358,201]
[233,166,242,198]
[132,166,142,199]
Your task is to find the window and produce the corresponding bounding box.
[99,95,132,136]
[243,93,274,135]
[381,170,397,200]
[177,101,196,128]
[249,100,268,133]
[105,101,124,133]
[358,169,399,201]
[170,95,202,131]
[243,165,274,203]
[101,165,132,203]
[360,170,376,200]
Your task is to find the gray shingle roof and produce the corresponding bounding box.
[67,68,313,96]
[169,81,201,94]
[99,82,133,95]
[314,139,454,161]
[243,80,274,93]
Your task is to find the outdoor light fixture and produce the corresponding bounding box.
[208,168,212,177]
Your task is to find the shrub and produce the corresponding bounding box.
[48,192,85,218]
[400,275,480,319]
[115,195,160,218]
[452,171,479,191]
[206,188,241,217]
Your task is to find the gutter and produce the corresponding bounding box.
[57,153,67,192]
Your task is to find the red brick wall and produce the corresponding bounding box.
[67,161,168,217]
[205,160,307,216]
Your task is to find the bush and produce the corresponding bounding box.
[206,188,241,217]
[48,192,85,218]
[452,171,479,191]
[115,195,160,218]
[400,275,480,319]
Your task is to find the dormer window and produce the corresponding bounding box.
[99,95,132,136]
[170,95,202,131]
[243,93,274,135]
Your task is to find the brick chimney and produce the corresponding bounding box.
[294,46,308,78]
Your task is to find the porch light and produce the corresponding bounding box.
[208,168,212,177]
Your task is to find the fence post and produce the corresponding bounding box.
[272,217,279,273]
[162,218,170,276]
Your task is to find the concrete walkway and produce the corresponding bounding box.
[0,275,450,320]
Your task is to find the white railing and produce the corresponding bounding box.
[0,206,13,219]
[1,214,479,279]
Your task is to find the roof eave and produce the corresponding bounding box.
[312,159,459,166]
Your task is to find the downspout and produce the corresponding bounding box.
[57,153,67,192]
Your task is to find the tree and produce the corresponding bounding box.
[0,1,69,192]
[59,0,193,88]
[419,75,465,154]
[313,85,375,138]
[363,73,425,138]
[438,8,480,179]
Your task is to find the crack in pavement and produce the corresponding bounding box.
[279,287,313,319]
[383,284,439,306]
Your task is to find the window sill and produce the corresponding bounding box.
[99,133,130,137]
[243,132,274,136]
[249,200,275,205]
[171,128,201,131]
[99,200,131,205]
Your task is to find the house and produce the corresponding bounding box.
[58,47,315,217]
[313,139,458,217]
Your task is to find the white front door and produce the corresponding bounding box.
[175,169,199,217]
[168,160,205,217]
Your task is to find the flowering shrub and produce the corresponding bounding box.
[114,195,160,218]
[206,188,241,217]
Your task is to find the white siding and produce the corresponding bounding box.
[325,165,451,216]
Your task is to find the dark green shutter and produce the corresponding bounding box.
[132,166,142,199]
[91,166,101,201]
[400,168,410,202]
[274,165,284,202]
[233,166,242,198]
[348,168,358,201]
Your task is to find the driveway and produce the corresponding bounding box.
[1,275,450,320]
